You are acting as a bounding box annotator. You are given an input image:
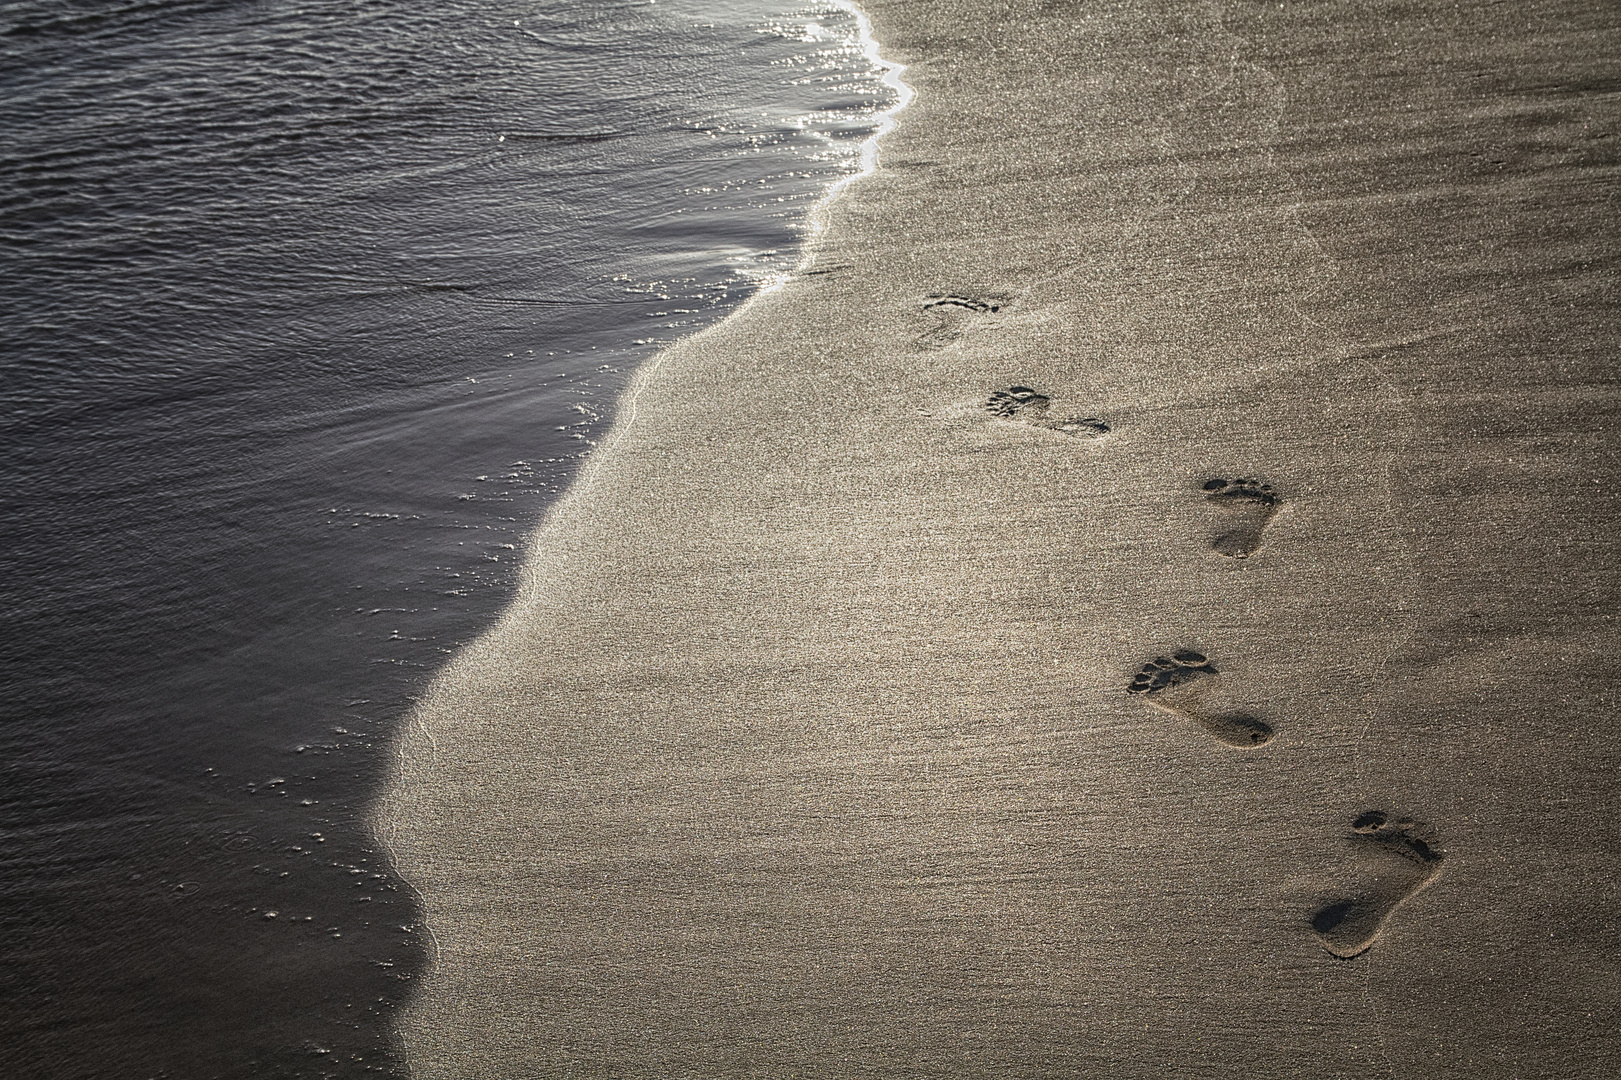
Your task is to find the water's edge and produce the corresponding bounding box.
[373,9,909,1065]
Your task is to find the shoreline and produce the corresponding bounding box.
[380,0,1621,1075]
[545,1,914,585]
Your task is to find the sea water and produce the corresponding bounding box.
[0,1,893,1072]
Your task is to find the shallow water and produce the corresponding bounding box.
[0,0,891,1072]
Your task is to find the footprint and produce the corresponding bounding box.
[1124,650,1273,747]
[986,386,1051,419]
[1047,416,1111,437]
[1310,811,1445,959]
[927,294,1001,315]
[1202,477,1280,558]
[985,387,1110,436]
[916,293,1005,348]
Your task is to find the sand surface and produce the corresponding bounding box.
[379,1,1621,1075]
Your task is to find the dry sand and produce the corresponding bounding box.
[379,1,1620,1075]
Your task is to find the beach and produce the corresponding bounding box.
[381,1,1621,1075]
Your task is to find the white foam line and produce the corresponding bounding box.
[506,0,911,607]
[752,0,912,291]
[820,0,914,210]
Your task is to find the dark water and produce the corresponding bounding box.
[0,1,888,1073]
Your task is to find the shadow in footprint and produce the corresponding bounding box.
[987,385,1049,419]
[1125,650,1273,747]
[1311,811,1444,959]
[1203,477,1279,558]
[985,387,1109,436]
[917,294,1005,348]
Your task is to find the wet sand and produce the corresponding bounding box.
[380,1,1621,1075]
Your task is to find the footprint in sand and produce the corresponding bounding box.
[985,386,1110,436]
[916,293,1005,348]
[1202,477,1280,558]
[1311,811,1445,959]
[1125,650,1273,747]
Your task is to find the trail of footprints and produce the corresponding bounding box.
[969,352,1441,959]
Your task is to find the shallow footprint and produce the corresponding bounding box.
[1048,416,1111,436]
[917,293,1005,348]
[1310,811,1445,959]
[1124,650,1273,747]
[1203,477,1279,558]
[927,294,1001,314]
[985,387,1110,436]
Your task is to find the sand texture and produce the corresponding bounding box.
[379,1,1621,1075]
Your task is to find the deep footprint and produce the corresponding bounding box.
[1203,477,1279,558]
[1124,650,1273,747]
[985,387,1110,436]
[1311,812,1445,959]
[986,386,1050,419]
